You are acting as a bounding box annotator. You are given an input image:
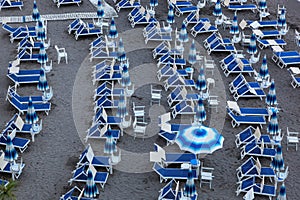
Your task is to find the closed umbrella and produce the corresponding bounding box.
[277,183,286,200]
[259,54,269,86]
[271,145,284,171]
[188,39,197,65]
[167,5,175,26]
[258,0,267,11]
[230,11,239,43]
[38,42,48,67]
[96,0,104,25]
[36,20,46,41]
[267,111,279,135]
[120,63,131,87]
[117,37,127,62]
[4,135,18,163]
[248,33,257,62]
[196,67,206,98]
[116,90,127,119]
[108,17,118,40]
[183,168,196,197]
[194,98,206,125]
[150,0,158,8]
[213,0,222,17]
[37,68,49,91]
[84,169,99,198]
[178,22,189,46]
[266,79,277,107]
[104,131,117,154]
[25,97,39,124]
[32,0,40,22]
[278,9,286,27]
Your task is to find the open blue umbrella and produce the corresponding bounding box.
[37,68,49,91]
[277,183,286,200]
[247,33,257,57]
[108,18,118,40]
[178,22,189,45]
[258,0,267,10]
[175,125,224,154]
[213,0,222,17]
[267,111,279,135]
[38,42,48,66]
[271,145,284,171]
[194,98,206,125]
[116,90,127,119]
[120,63,131,88]
[183,168,196,197]
[84,169,99,198]
[266,79,277,107]
[117,37,127,62]
[104,131,117,154]
[4,135,18,163]
[32,0,40,22]
[196,67,206,98]
[188,40,197,65]
[259,54,269,84]
[167,5,175,25]
[25,97,39,124]
[36,20,46,41]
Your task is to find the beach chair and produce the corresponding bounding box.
[57,0,81,8]
[9,27,37,43]
[68,18,82,34]
[167,86,198,106]
[252,29,281,39]
[0,129,30,153]
[0,152,25,180]
[7,73,40,86]
[191,21,218,37]
[157,53,186,68]
[86,123,120,141]
[164,73,195,91]
[169,0,198,17]
[133,116,147,140]
[236,156,275,181]
[17,48,40,62]
[60,186,92,200]
[277,56,300,69]
[90,46,118,61]
[131,11,157,28]
[271,51,300,64]
[92,59,120,74]
[127,6,142,20]
[152,162,198,183]
[232,82,266,101]
[235,126,272,148]
[287,67,300,88]
[206,38,236,55]
[93,107,122,125]
[240,139,276,159]
[0,0,23,10]
[74,23,102,40]
[68,164,109,189]
[257,39,286,50]
[157,179,179,200]
[116,0,140,12]
[227,101,270,118]
[94,95,119,111]
[183,10,209,25]
[144,28,172,44]
[93,67,122,85]
[77,144,113,174]
[157,63,188,81]
[247,20,278,29]
[286,127,299,151]
[153,41,179,59]
[228,4,257,12]
[94,81,125,100]
[171,100,195,118]
[203,32,223,49]
[17,36,50,52]
[223,58,254,77]
[227,108,266,128]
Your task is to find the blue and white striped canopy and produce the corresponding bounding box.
[196,67,206,92]
[213,0,222,17]
[32,0,40,22]
[175,125,224,154]
[267,111,279,135]
[179,22,189,43]
[266,79,277,106]
[188,40,197,65]
[37,68,49,91]
[117,37,127,62]
[278,9,286,27]
[183,168,196,197]
[108,18,118,39]
[104,131,117,154]
[230,12,239,35]
[84,169,99,198]
[247,33,257,55]
[270,145,284,171]
[4,135,18,163]
[116,91,127,118]
[259,54,269,80]
[25,97,39,124]
[167,5,175,24]
[97,0,104,19]
[121,63,131,87]
[277,183,286,200]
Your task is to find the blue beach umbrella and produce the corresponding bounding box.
[25,97,39,124]
[247,33,257,55]
[277,183,286,200]
[108,18,118,40]
[104,131,117,154]
[266,79,277,106]
[271,145,284,171]
[116,91,127,119]
[150,0,158,8]
[259,54,269,82]
[258,0,267,10]
[213,0,222,17]
[267,111,279,135]
[84,169,99,198]
[278,9,286,27]
[117,37,127,62]
[179,22,189,44]
[188,40,197,65]
[183,168,196,197]
[194,98,206,125]
[230,11,239,35]
[36,20,46,41]
[120,63,131,87]
[38,42,48,66]
[4,135,18,163]
[196,67,206,97]
[32,0,40,22]
[37,68,49,91]
[175,125,224,154]
[167,5,175,25]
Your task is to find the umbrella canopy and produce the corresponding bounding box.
[247,33,257,55]
[270,145,284,171]
[277,183,286,200]
[230,12,239,35]
[4,135,18,163]
[266,79,277,106]
[194,98,206,124]
[36,20,46,41]
[278,9,286,27]
[25,97,39,124]
[84,169,99,198]
[37,68,49,91]
[120,63,131,87]
[167,5,175,24]
[259,54,269,81]
[196,67,207,92]
[104,131,117,154]
[117,37,127,62]
[116,91,127,118]
[267,111,279,135]
[178,22,189,43]
[175,125,224,154]
[32,0,40,22]
[38,42,48,66]
[213,0,222,17]
[258,0,267,10]
[150,0,158,7]
[97,0,104,19]
[188,39,197,65]
[183,168,196,197]
[108,18,118,39]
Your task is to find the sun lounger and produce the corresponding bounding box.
[253,29,281,39]
[68,164,109,189]
[236,156,275,181]
[68,18,83,34]
[152,41,182,59]
[74,23,102,40]
[191,21,218,37]
[167,85,198,106]
[228,4,257,12]
[94,95,119,112]
[206,38,236,55]
[257,39,286,49]
[174,5,198,17]
[287,67,300,88]
[17,48,40,62]
[227,108,266,128]
[164,73,195,91]
[131,11,157,28]
[116,0,140,12]
[203,32,225,49]
[10,26,37,43]
[17,36,50,52]
[158,179,178,200]
[277,56,300,69]
[235,126,272,148]
[57,0,81,8]
[157,63,188,81]
[94,81,125,100]
[0,129,30,153]
[157,53,186,68]
[227,101,270,118]
[60,186,92,200]
[152,162,198,183]
[93,107,122,125]
[90,47,118,61]
[86,123,120,141]
[0,152,25,180]
[144,28,172,44]
[247,20,278,29]
[183,11,210,25]
[232,82,266,101]
[7,73,40,86]
[93,68,122,85]
[171,100,195,118]
[271,51,300,64]
[127,6,142,20]
[240,139,276,159]
[89,36,106,51]
[0,0,23,10]
[158,131,177,146]
[223,58,254,77]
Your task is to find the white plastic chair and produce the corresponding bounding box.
[132,102,145,122]
[286,127,299,151]
[55,45,68,64]
[207,95,219,112]
[133,117,147,140]
[203,56,215,76]
[151,85,162,106]
[200,164,214,189]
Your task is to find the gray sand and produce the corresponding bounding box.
[0,0,299,199]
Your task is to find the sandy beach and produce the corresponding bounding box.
[0,0,300,199]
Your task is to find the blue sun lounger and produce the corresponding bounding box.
[183,11,209,25]
[271,51,300,64]
[10,27,37,43]
[0,0,23,10]
[74,23,102,40]
[144,28,172,44]
[167,86,198,106]
[89,36,106,52]
[0,132,30,153]
[7,73,40,85]
[94,95,119,111]
[223,58,254,77]
[247,20,278,29]
[227,101,270,118]
[207,39,236,55]
[17,48,40,62]
[116,0,140,12]
[17,36,50,52]
[158,131,177,145]
[127,6,142,20]
[93,69,122,84]
[253,29,281,39]
[131,12,157,28]
[235,126,272,148]
[86,123,120,141]
[93,107,122,125]
[287,67,300,88]
[191,21,218,37]
[277,56,300,69]
[68,18,82,34]
[232,82,266,101]
[228,4,257,12]
[152,41,182,59]
[203,32,229,49]
[0,152,25,179]
[257,39,286,49]
[157,53,186,68]
[157,63,188,81]
[6,85,50,103]
[153,162,198,183]
[90,47,118,61]
[68,164,109,189]
[164,73,195,91]
[94,81,125,100]
[92,59,121,74]
[240,139,276,159]
[158,179,178,200]
[60,186,93,200]
[57,0,81,8]
[174,5,198,17]
[227,108,266,128]
[171,100,195,118]
[229,74,261,94]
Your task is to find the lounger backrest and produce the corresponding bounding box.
[101,108,108,122]
[203,22,211,31]
[145,13,151,22]
[9,128,16,139]
[159,112,171,124]
[14,115,24,130]
[227,101,241,114]
[160,122,171,132]
[255,158,261,174]
[139,6,145,15]
[254,127,261,140]
[236,83,249,95]
[100,124,108,137]
[78,187,84,199]
[0,154,8,171]
[89,164,97,177]
[86,146,94,163]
